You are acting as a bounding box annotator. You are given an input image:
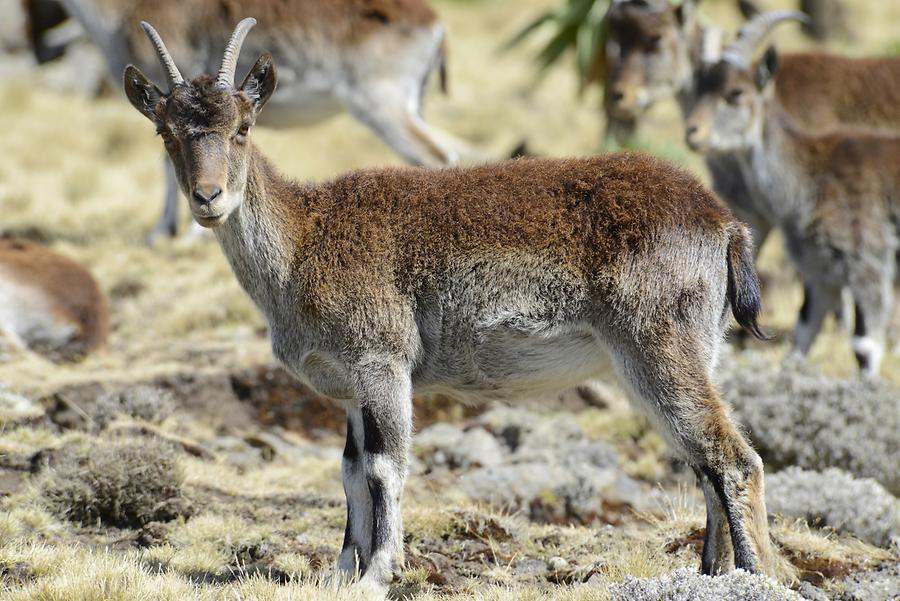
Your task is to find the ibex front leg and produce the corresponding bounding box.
[349,358,413,594]
[337,408,372,578]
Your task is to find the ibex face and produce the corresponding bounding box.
[604,0,695,120]
[685,48,775,154]
[123,19,277,228]
[685,11,808,154]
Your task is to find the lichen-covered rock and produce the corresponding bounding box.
[414,423,506,470]
[718,352,899,494]
[474,405,584,457]
[609,568,805,601]
[838,563,900,601]
[460,440,649,523]
[767,467,900,549]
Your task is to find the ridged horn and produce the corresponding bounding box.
[216,18,257,88]
[722,10,810,68]
[139,21,184,89]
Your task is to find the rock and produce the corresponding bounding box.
[547,556,569,572]
[414,423,506,471]
[609,568,805,601]
[838,563,900,601]
[719,351,900,494]
[460,448,647,524]
[767,467,900,549]
[475,405,583,456]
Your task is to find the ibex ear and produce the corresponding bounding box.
[754,45,778,90]
[241,53,277,113]
[123,65,164,122]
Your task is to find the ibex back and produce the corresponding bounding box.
[124,18,774,595]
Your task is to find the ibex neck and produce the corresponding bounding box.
[740,104,814,226]
[214,146,310,319]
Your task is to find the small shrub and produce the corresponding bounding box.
[767,467,900,549]
[718,352,900,494]
[39,438,190,528]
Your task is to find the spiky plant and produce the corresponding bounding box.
[506,0,612,91]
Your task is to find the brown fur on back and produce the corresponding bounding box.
[0,239,109,358]
[257,153,735,306]
[106,0,437,51]
[775,53,900,132]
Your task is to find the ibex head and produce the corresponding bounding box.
[684,10,807,154]
[123,18,277,228]
[604,0,698,121]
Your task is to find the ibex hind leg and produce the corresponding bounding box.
[609,336,774,575]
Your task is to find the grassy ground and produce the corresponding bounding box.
[0,0,899,599]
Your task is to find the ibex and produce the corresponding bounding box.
[685,14,900,376]
[59,0,478,240]
[124,17,775,594]
[605,1,900,254]
[0,239,109,361]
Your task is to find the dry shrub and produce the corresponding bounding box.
[39,438,190,528]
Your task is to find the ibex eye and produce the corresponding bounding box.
[726,89,743,105]
[235,125,250,139]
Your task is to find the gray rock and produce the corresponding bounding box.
[460,448,647,523]
[475,405,583,456]
[609,568,805,601]
[767,467,900,549]
[414,423,505,470]
[838,563,900,601]
[719,352,900,494]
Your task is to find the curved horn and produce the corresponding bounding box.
[722,10,809,68]
[216,18,257,88]
[139,21,184,89]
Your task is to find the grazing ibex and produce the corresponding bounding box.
[685,15,900,376]
[0,239,109,361]
[59,0,478,240]
[605,1,900,255]
[124,17,776,593]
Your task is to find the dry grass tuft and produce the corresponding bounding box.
[38,438,191,528]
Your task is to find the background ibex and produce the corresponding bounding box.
[123,17,774,594]
[605,2,900,256]
[685,17,900,377]
[0,239,109,361]
[58,0,480,240]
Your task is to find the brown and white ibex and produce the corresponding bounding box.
[0,239,109,361]
[605,1,900,255]
[124,17,775,594]
[685,14,900,376]
[60,0,479,240]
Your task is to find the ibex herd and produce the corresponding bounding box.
[604,0,900,374]
[3,0,898,596]
[57,0,481,240]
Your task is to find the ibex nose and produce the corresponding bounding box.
[192,184,222,206]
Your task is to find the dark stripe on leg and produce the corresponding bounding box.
[701,466,759,573]
[343,419,358,460]
[367,476,390,558]
[361,405,387,455]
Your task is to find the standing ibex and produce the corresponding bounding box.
[60,0,479,240]
[124,17,776,594]
[685,15,900,376]
[0,239,109,361]
[604,1,900,254]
